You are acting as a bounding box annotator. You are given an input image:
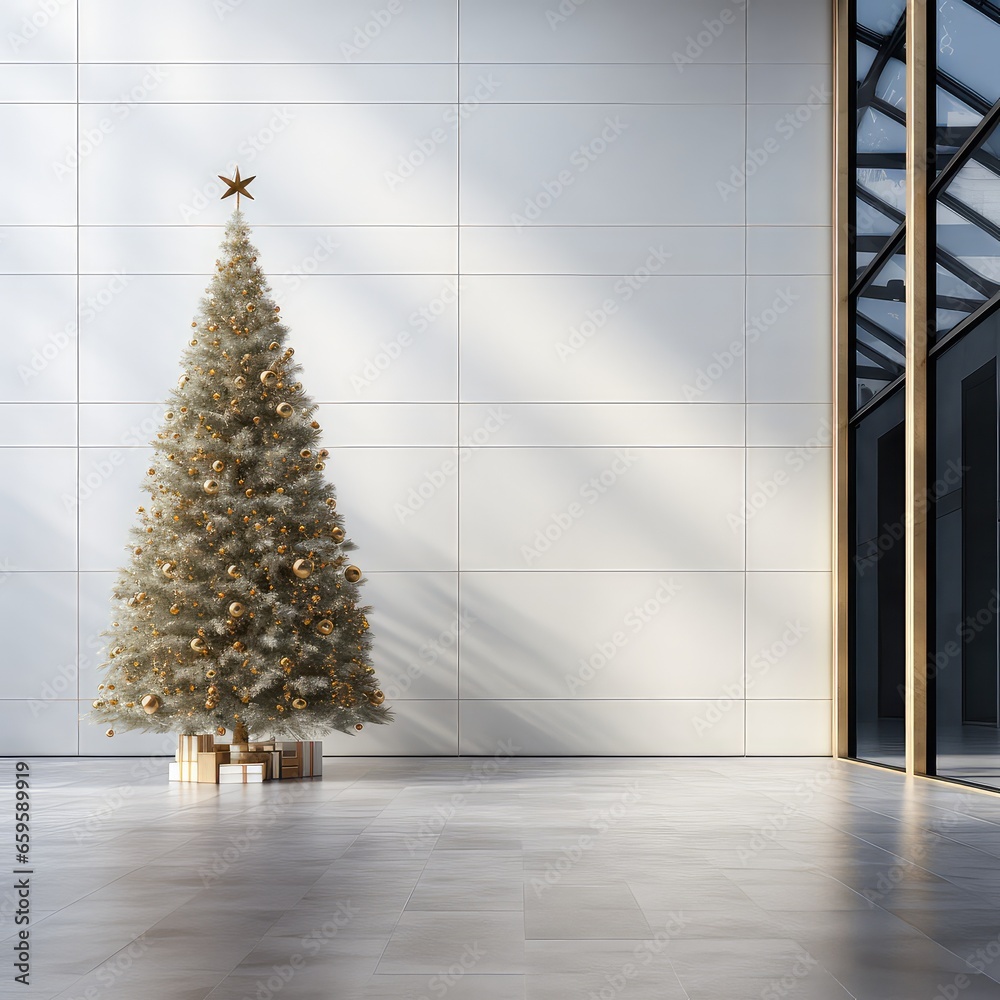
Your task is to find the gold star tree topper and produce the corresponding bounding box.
[218,166,255,211]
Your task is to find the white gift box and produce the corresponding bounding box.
[218,763,266,784]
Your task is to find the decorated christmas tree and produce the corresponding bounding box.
[89,171,391,745]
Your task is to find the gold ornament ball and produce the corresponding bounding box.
[368,689,385,706]
[268,341,279,350]
[293,558,314,579]
[212,460,225,473]
[217,726,227,736]
[318,449,330,459]
[234,375,247,389]
[280,656,292,667]
[344,565,362,583]
[204,479,220,495]
[169,604,180,615]
[162,561,177,578]
[206,669,217,678]
[229,602,245,618]
[331,527,345,544]
[325,498,337,509]
[314,462,325,471]
[246,303,255,312]
[354,723,364,731]
[190,636,207,653]
[140,694,161,715]
[106,729,115,738]
[178,374,189,387]
[227,564,240,579]
[260,370,277,385]
[245,488,255,498]
[292,698,307,710]
[300,449,311,459]
[165,411,174,420]
[316,619,334,635]
[92,699,104,709]
[276,402,293,418]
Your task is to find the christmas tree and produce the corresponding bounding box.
[89,175,391,744]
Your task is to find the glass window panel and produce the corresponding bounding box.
[857,41,879,84]
[875,57,906,111]
[857,250,907,342]
[857,169,906,214]
[938,0,1000,105]
[937,198,1000,286]
[857,199,900,237]
[946,161,1000,231]
[936,261,988,335]
[937,87,982,129]
[857,108,907,153]
[857,0,906,34]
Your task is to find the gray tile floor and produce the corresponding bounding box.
[5,757,1000,998]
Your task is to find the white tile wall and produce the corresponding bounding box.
[2,0,832,757]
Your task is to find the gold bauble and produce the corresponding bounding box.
[368,689,385,706]
[314,462,325,471]
[204,479,220,495]
[190,636,207,653]
[234,375,246,389]
[178,374,189,387]
[260,370,277,385]
[325,498,337,509]
[276,402,293,418]
[206,669,217,678]
[318,449,330,459]
[245,488,254,498]
[299,449,311,458]
[169,604,180,615]
[212,460,225,473]
[331,527,345,544]
[344,565,362,583]
[227,565,240,578]
[217,726,227,736]
[292,698,307,710]
[133,546,143,555]
[280,657,292,667]
[292,558,314,579]
[106,729,115,738]
[140,694,161,715]
[316,619,334,635]
[229,602,245,618]
[354,723,364,731]
[311,421,320,429]
[268,341,279,350]
[165,411,174,420]
[246,303,255,312]
[162,561,177,578]
[92,699,104,709]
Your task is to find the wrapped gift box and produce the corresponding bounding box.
[177,734,214,762]
[219,763,266,784]
[197,750,231,783]
[168,761,198,782]
[274,740,322,778]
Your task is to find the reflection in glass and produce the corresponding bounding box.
[855,248,906,411]
[857,0,905,34]
[934,312,1000,789]
[938,0,1000,105]
[852,387,906,768]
